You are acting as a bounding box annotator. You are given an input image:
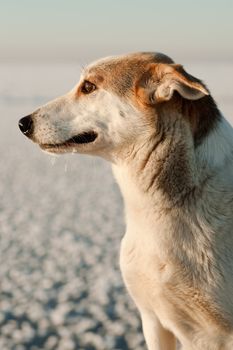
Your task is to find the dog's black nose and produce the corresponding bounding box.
[18,115,34,137]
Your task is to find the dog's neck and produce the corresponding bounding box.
[112,108,232,219]
[112,129,196,257]
[113,112,198,212]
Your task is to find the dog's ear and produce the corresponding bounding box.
[137,63,209,105]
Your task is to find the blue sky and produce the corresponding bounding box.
[1,0,232,62]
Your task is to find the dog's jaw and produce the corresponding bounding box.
[39,131,98,154]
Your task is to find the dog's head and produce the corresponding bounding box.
[19,52,211,161]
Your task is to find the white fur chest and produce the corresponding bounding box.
[119,214,174,316]
[112,164,174,314]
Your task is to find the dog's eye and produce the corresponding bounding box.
[81,80,97,94]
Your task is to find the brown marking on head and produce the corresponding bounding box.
[136,63,208,103]
[83,52,174,97]
[135,61,220,145]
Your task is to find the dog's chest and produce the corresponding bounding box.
[113,165,176,311]
[120,223,174,313]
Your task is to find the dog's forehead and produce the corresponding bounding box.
[85,52,173,75]
[83,52,174,95]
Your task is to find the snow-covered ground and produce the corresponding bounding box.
[0,61,232,350]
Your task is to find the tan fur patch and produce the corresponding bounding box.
[135,63,220,146]
[84,52,173,97]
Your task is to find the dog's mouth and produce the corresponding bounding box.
[40,131,98,152]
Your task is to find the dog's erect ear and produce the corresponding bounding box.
[137,63,209,105]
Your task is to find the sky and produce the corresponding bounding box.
[0,0,233,62]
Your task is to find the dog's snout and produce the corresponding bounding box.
[18,115,34,137]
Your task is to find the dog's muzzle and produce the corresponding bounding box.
[18,115,34,138]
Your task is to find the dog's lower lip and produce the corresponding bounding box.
[68,131,97,144]
[41,131,98,148]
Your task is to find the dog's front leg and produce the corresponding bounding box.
[140,310,176,350]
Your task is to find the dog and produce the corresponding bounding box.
[19,52,233,349]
